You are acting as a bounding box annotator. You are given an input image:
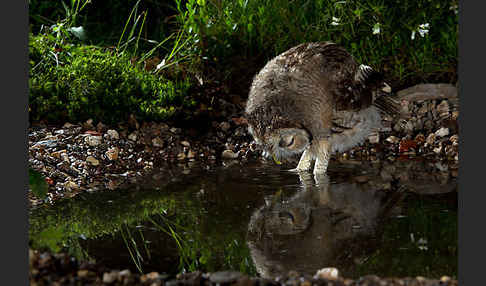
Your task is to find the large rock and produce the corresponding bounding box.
[396,83,458,102]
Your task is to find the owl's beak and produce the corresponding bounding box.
[382,82,392,93]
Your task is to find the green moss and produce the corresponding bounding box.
[29,33,194,124]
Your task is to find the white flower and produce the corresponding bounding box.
[331,16,341,26]
[417,238,428,251]
[372,23,381,35]
[411,23,430,40]
[418,23,430,37]
[450,4,458,15]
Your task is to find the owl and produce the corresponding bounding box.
[245,42,397,174]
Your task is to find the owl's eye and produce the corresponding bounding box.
[279,135,294,148]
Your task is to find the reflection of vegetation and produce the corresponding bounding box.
[356,193,457,279]
[28,168,48,199]
[29,181,257,276]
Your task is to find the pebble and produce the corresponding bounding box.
[128,132,138,141]
[86,156,100,166]
[106,129,119,140]
[386,136,400,144]
[187,150,196,159]
[219,121,231,132]
[426,133,436,146]
[105,147,119,161]
[85,135,102,146]
[64,181,78,191]
[103,271,118,283]
[435,127,449,137]
[152,137,164,147]
[209,271,243,284]
[315,267,339,280]
[177,152,186,160]
[222,149,239,159]
[368,132,379,144]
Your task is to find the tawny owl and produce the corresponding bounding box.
[245,42,397,174]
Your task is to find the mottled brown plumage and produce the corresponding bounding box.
[245,42,396,174]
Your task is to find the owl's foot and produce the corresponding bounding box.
[289,149,313,172]
[312,139,331,175]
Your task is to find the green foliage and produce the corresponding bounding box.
[29,182,257,275]
[29,33,194,124]
[176,0,458,86]
[28,168,48,199]
[355,194,457,278]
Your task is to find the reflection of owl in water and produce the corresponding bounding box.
[245,42,398,174]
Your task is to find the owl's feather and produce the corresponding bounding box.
[245,42,398,174]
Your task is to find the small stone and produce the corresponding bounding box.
[103,271,118,284]
[128,132,138,141]
[64,181,78,191]
[368,132,379,144]
[187,150,196,159]
[107,129,119,140]
[437,100,450,116]
[177,152,186,160]
[209,271,243,284]
[152,137,164,147]
[386,136,400,144]
[86,156,100,166]
[426,133,436,146]
[170,127,180,134]
[181,141,191,147]
[105,147,119,161]
[85,135,102,146]
[433,145,442,154]
[435,127,449,137]
[415,133,425,144]
[222,149,239,159]
[77,270,90,278]
[452,111,459,120]
[315,267,339,280]
[450,134,459,145]
[440,276,451,282]
[219,121,231,132]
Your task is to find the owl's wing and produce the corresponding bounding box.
[305,43,386,112]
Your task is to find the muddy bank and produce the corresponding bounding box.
[30,249,457,286]
[28,84,459,208]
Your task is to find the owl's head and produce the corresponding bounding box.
[248,126,310,161]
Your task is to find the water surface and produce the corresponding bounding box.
[29,159,457,279]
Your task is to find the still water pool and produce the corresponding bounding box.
[29,159,457,279]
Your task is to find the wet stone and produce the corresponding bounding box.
[86,156,100,166]
[435,127,449,137]
[222,149,239,159]
[105,147,119,161]
[315,267,339,280]
[84,135,102,147]
[106,129,119,140]
[209,271,243,284]
[152,137,164,147]
[128,132,138,141]
[103,271,118,284]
